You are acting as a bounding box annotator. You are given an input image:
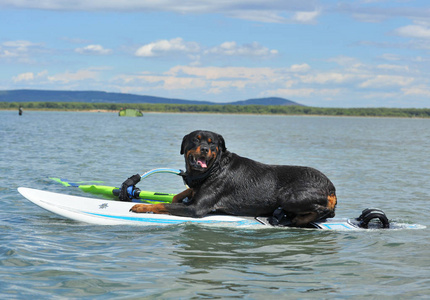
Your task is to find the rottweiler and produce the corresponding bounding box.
[130,130,337,226]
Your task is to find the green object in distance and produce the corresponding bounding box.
[118,109,143,117]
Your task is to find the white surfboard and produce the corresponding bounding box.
[17,187,424,230]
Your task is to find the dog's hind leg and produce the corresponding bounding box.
[291,211,319,226]
[291,204,335,226]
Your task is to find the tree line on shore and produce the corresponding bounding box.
[1,101,430,118]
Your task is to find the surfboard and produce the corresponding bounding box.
[17,187,424,230]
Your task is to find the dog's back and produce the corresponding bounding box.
[198,151,337,222]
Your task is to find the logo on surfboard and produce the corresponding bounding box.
[99,203,109,209]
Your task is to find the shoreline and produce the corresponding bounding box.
[2,108,429,119]
[2,101,429,118]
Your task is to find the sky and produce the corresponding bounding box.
[1,0,430,108]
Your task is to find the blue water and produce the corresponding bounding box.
[1,111,429,298]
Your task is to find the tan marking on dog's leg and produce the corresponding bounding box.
[172,188,193,203]
[327,193,337,211]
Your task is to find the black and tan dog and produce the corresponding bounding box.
[130,130,337,226]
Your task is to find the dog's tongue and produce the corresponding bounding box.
[197,158,207,168]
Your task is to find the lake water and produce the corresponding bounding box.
[1,111,429,298]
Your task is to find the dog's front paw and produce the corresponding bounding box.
[129,203,168,214]
[130,204,149,213]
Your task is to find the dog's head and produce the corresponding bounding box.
[181,130,226,173]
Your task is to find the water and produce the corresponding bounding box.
[1,111,429,298]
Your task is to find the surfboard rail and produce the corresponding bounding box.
[17,187,425,230]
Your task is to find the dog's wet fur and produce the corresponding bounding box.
[131,130,337,226]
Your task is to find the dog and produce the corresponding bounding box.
[130,130,337,226]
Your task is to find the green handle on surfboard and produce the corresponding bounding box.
[49,168,183,203]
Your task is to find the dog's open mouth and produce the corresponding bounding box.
[197,158,207,168]
[189,155,210,170]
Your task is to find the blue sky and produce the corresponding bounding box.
[1,0,430,108]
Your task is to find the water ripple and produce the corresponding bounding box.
[1,112,429,298]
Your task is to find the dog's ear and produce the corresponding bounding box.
[217,134,226,152]
[180,134,189,155]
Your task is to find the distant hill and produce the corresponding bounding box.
[0,89,303,106]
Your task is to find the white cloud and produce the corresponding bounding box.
[379,53,402,61]
[162,76,207,90]
[116,58,424,99]
[359,75,414,88]
[227,10,288,23]
[0,49,18,58]
[376,64,410,72]
[402,85,430,97]
[12,72,34,82]
[12,70,49,82]
[3,40,36,50]
[205,41,278,57]
[135,38,200,57]
[136,38,279,60]
[325,56,369,75]
[109,55,430,106]
[37,70,49,77]
[47,69,100,83]
[75,44,112,55]
[115,73,207,91]
[351,13,387,23]
[264,88,341,98]
[115,65,291,96]
[114,63,318,96]
[299,72,358,84]
[289,63,311,73]
[165,65,279,81]
[292,10,320,24]
[336,2,430,24]
[0,1,321,24]
[395,24,430,39]
[327,55,363,68]
[207,80,248,94]
[0,40,41,60]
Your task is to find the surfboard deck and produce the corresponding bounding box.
[18,187,424,230]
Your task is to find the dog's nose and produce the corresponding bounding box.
[200,146,209,154]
